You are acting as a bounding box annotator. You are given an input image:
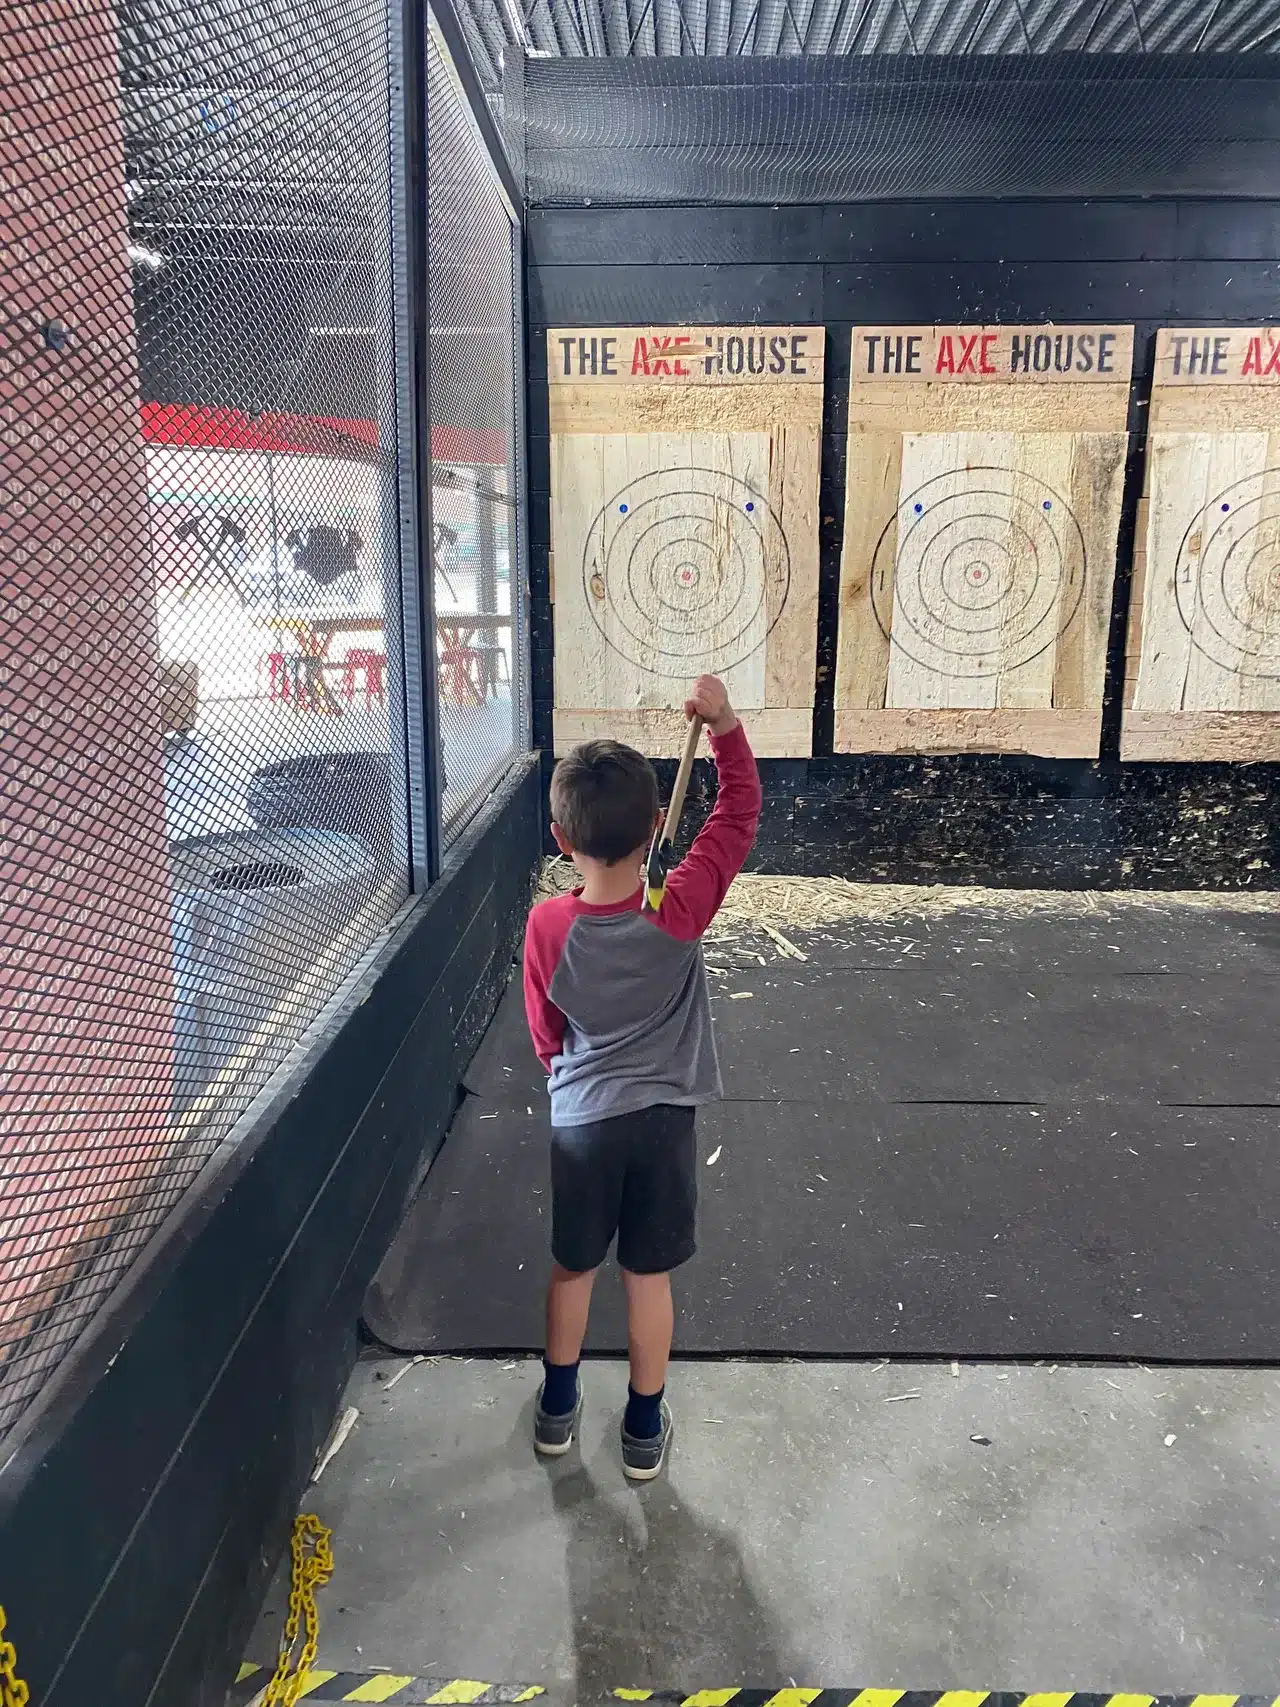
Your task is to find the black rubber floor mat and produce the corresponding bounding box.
[462,955,1280,1107]
[363,1092,1280,1360]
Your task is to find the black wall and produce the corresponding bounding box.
[0,761,540,1707]
[527,198,1280,888]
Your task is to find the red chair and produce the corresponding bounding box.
[340,648,386,707]
[258,651,291,702]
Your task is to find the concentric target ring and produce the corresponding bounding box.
[1174,470,1280,678]
[871,467,1086,679]
[581,467,790,677]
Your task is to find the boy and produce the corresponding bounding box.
[522,674,762,1480]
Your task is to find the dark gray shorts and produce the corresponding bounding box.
[550,1103,697,1276]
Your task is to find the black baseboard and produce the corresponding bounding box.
[0,757,541,1707]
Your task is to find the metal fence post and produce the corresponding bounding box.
[393,0,443,885]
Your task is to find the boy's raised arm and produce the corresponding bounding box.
[656,677,762,944]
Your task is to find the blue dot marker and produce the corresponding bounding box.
[1222,502,1231,512]
[1043,500,1052,511]
[745,502,754,512]
[619,503,627,513]
[913,503,923,514]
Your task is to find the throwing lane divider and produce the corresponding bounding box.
[230,1675,1278,1707]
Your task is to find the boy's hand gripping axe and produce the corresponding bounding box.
[644,714,704,913]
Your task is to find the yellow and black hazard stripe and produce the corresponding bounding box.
[231,1670,546,1703]
[229,1673,1279,1707]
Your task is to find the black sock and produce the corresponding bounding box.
[624,1384,664,1439]
[541,1357,579,1416]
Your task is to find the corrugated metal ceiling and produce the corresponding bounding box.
[455,0,1280,84]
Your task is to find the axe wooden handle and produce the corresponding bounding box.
[663,713,704,847]
[644,714,704,913]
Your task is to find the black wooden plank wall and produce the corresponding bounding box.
[0,761,541,1707]
[527,200,1280,888]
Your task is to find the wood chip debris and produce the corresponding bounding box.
[312,1405,359,1481]
[384,1354,429,1391]
[536,859,1280,943]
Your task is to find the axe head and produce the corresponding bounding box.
[644,828,671,912]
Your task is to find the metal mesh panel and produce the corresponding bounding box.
[1,0,414,1438]
[428,24,524,842]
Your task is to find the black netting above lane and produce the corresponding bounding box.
[523,54,1280,203]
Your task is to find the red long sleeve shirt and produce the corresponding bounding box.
[523,721,762,1126]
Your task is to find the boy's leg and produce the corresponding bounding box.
[621,1267,673,1397]
[536,1118,625,1455]
[615,1105,696,1478]
[546,1261,597,1367]
[535,1263,594,1454]
[618,1267,675,1478]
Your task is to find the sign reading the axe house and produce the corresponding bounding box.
[851,324,1133,382]
[549,326,824,384]
[835,323,1134,760]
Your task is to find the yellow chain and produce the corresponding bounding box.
[260,1513,334,1707]
[0,1608,30,1707]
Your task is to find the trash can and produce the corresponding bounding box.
[246,747,445,849]
[170,826,375,1114]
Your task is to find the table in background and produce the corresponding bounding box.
[436,612,512,706]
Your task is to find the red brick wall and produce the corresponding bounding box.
[0,0,176,1420]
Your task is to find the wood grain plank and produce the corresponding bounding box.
[848,381,1130,435]
[1150,385,1280,432]
[549,382,822,434]
[834,708,1101,757]
[1121,710,1280,761]
[763,422,821,710]
[1050,431,1128,711]
[554,706,812,757]
[835,433,900,712]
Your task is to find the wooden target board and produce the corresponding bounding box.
[1122,328,1280,762]
[547,327,823,756]
[836,325,1133,757]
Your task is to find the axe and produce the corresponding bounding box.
[644,713,704,913]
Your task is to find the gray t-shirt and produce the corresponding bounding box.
[523,723,762,1128]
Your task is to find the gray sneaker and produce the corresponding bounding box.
[534,1384,582,1457]
[621,1399,673,1481]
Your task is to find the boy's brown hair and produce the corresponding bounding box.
[550,739,658,864]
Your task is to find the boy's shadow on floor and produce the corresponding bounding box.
[549,1458,792,1693]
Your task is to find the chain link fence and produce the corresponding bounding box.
[1,0,526,1440]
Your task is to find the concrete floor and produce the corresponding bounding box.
[245,1352,1280,1695]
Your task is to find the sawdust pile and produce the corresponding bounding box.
[535,856,1280,939]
